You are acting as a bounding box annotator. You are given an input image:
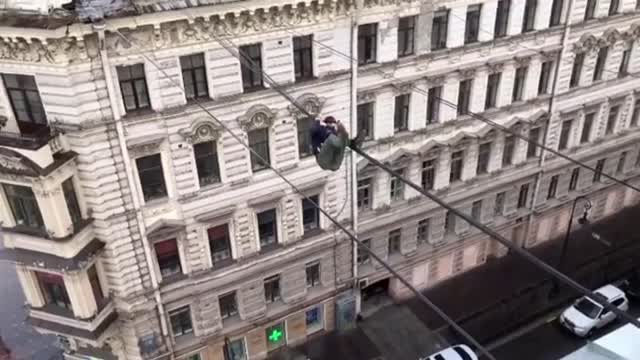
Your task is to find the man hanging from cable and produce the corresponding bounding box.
[310,116,362,171]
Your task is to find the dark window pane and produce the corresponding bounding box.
[357,102,374,139]
[3,184,44,230]
[527,127,541,158]
[88,265,105,306]
[450,151,464,182]
[2,74,48,134]
[570,53,584,88]
[117,64,150,112]
[559,120,572,150]
[264,275,281,303]
[494,0,511,38]
[398,16,415,56]
[208,224,231,264]
[465,5,482,44]
[294,35,314,80]
[154,239,182,278]
[522,0,537,32]
[194,141,221,186]
[427,86,442,123]
[357,178,372,209]
[538,61,553,95]
[358,24,378,65]
[550,0,563,26]
[297,117,313,157]
[257,209,278,247]
[169,306,193,337]
[485,72,501,109]
[36,272,72,310]
[569,168,580,191]
[180,53,209,100]
[62,178,83,230]
[136,154,167,201]
[394,94,410,132]
[248,128,270,172]
[422,159,436,190]
[302,195,320,233]
[458,79,472,115]
[581,113,594,143]
[239,44,263,91]
[432,10,449,50]
[305,261,320,287]
[219,292,238,319]
[593,47,608,81]
[477,142,491,174]
[502,136,515,166]
[585,0,597,20]
[512,66,528,102]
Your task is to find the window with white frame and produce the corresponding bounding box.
[417,219,430,244]
[450,151,464,182]
[477,142,491,175]
[193,141,221,187]
[305,261,321,288]
[169,306,193,338]
[180,53,208,101]
[248,128,270,172]
[257,209,278,249]
[581,113,594,143]
[302,195,320,234]
[422,159,436,190]
[219,291,238,320]
[154,239,182,279]
[224,338,247,360]
[388,229,401,255]
[264,275,281,303]
[208,224,232,266]
[2,73,48,135]
[117,64,150,112]
[136,154,168,202]
[390,169,405,201]
[2,183,44,231]
[357,178,372,210]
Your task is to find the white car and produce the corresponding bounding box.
[420,344,478,360]
[559,284,629,337]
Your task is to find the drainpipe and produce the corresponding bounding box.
[92,20,171,350]
[526,0,576,246]
[349,8,360,312]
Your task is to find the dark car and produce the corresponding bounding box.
[621,270,640,301]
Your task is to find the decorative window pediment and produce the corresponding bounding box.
[456,68,476,80]
[392,82,413,95]
[0,147,42,177]
[288,93,326,119]
[179,119,222,144]
[128,135,165,158]
[426,75,446,87]
[357,91,377,104]
[573,34,599,53]
[237,104,276,131]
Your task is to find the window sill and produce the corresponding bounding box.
[211,257,236,270]
[243,86,267,94]
[122,108,156,120]
[294,76,318,85]
[142,196,170,208]
[259,242,282,254]
[159,272,188,286]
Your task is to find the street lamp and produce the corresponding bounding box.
[551,196,592,295]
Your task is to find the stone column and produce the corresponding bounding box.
[16,267,45,307]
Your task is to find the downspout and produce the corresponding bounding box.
[92,21,171,351]
[349,6,360,308]
[526,0,576,246]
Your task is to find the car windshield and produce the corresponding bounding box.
[574,298,602,319]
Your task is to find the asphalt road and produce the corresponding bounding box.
[488,299,640,360]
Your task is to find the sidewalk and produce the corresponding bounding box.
[273,204,640,359]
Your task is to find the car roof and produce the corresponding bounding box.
[595,284,624,300]
[425,344,476,360]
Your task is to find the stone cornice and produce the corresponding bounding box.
[572,23,640,53]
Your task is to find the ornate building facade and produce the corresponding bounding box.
[0,0,640,359]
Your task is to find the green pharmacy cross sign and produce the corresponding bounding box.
[268,328,283,343]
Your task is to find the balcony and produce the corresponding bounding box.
[0,121,53,150]
[28,299,117,342]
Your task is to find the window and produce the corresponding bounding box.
[180,53,208,100]
[485,72,501,109]
[593,159,605,182]
[465,5,482,44]
[358,24,377,65]
[517,183,530,208]
[224,338,247,360]
[547,175,559,199]
[550,0,563,26]
[257,209,278,248]
[494,0,510,38]
[297,117,312,157]
[306,261,321,288]
[581,113,594,143]
[427,86,442,124]
[302,195,320,233]
[154,239,181,278]
[570,53,584,88]
[398,17,415,57]
[606,106,619,135]
[266,322,286,351]
[248,128,270,172]
[394,94,410,132]
[358,239,371,265]
[432,10,449,50]
[188,354,202,360]
[306,306,324,334]
[512,66,528,102]
[450,151,464,182]
[264,275,281,303]
[422,159,436,190]
[239,44,263,91]
[169,306,193,337]
[609,0,619,15]
[117,64,150,112]
[388,229,401,255]
[87,265,105,306]
[494,192,506,215]
[617,151,627,173]
[569,168,580,191]
[3,184,44,231]
[62,178,82,229]
[637,149,640,167]
[390,168,405,201]
[136,154,167,202]
[502,136,515,166]
[293,35,313,81]
[538,61,553,95]
[458,79,473,116]
[417,219,430,244]
[585,0,597,20]
[558,120,572,150]
[2,74,47,134]
[471,200,483,220]
[631,100,640,127]
[357,178,372,210]
[637,0,640,10]
[477,142,491,174]
[619,48,631,78]
[527,127,541,158]
[444,210,456,234]
[357,102,374,139]
[522,0,537,32]
[194,141,221,186]
[219,292,238,319]
[593,47,608,82]
[36,272,71,310]
[208,224,232,265]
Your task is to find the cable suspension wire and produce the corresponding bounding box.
[204,28,640,331]
[241,9,640,194]
[111,29,498,360]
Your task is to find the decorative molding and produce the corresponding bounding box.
[573,24,640,54]
[485,62,504,74]
[179,119,222,144]
[357,91,377,104]
[514,56,531,67]
[456,68,476,79]
[426,75,446,86]
[391,82,413,95]
[237,104,276,131]
[0,36,92,64]
[287,93,326,120]
[128,136,165,158]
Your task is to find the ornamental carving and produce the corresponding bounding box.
[392,82,413,95]
[0,36,90,64]
[288,93,326,119]
[456,68,476,79]
[179,119,222,144]
[426,75,446,86]
[514,56,531,67]
[0,148,42,177]
[237,105,276,131]
[128,137,164,158]
[573,34,599,53]
[357,91,377,104]
[486,62,504,74]
[573,25,640,54]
